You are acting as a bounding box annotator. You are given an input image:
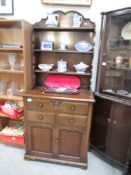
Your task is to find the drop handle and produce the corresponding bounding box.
[38,103,43,108]
[38,115,43,120]
[55,139,59,143]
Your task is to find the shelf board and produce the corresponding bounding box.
[0,112,24,120]
[0,141,25,148]
[0,95,23,101]
[33,26,95,31]
[0,69,24,74]
[108,48,131,52]
[35,69,91,76]
[109,66,131,71]
[0,48,23,52]
[34,49,93,54]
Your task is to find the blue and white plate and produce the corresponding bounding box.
[75,41,93,52]
[121,21,131,40]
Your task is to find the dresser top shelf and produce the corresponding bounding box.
[24,88,95,102]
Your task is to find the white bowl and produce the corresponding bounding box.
[38,64,54,71]
[75,41,93,52]
[74,62,89,73]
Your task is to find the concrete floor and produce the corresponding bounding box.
[0,144,123,175]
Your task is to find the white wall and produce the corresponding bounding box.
[2,0,130,90]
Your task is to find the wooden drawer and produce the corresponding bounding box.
[27,111,55,124]
[56,114,87,127]
[25,97,88,115]
[25,98,51,112]
[58,101,88,115]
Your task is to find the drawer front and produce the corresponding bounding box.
[27,111,55,124]
[56,114,87,127]
[25,97,89,115]
[58,101,88,115]
[25,98,51,112]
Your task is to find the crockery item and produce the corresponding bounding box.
[72,13,82,27]
[8,53,16,70]
[121,21,131,40]
[57,59,67,72]
[45,13,59,27]
[73,62,89,73]
[75,41,93,52]
[38,64,54,71]
[59,43,67,50]
[115,56,123,69]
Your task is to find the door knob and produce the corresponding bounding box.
[107,118,111,123]
[113,120,117,125]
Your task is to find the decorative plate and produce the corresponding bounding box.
[75,41,93,52]
[121,21,131,40]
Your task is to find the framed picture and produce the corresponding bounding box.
[41,41,54,50]
[0,0,14,15]
[41,0,92,6]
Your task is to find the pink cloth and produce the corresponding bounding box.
[45,75,80,89]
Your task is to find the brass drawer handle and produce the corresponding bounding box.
[69,119,75,123]
[70,106,76,111]
[38,103,43,108]
[55,139,59,143]
[38,115,43,120]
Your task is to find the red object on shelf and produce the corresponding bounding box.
[0,134,24,145]
[0,101,6,109]
[1,105,24,119]
[44,75,80,89]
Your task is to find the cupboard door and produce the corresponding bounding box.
[57,126,87,163]
[106,102,131,164]
[26,124,53,158]
[91,96,112,151]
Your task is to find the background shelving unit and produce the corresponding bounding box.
[0,19,32,147]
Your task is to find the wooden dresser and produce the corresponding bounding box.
[24,89,94,168]
[23,11,95,168]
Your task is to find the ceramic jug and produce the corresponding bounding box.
[45,13,59,27]
[72,13,82,27]
[57,59,67,72]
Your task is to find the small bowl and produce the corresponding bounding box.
[74,62,89,73]
[38,64,54,71]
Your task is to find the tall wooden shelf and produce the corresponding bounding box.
[24,11,95,168]
[0,19,32,146]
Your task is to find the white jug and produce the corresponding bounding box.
[72,13,82,27]
[45,13,59,27]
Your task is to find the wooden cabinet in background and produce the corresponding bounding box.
[91,7,131,166]
[91,96,131,165]
[0,19,32,146]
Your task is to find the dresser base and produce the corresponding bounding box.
[24,153,87,169]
